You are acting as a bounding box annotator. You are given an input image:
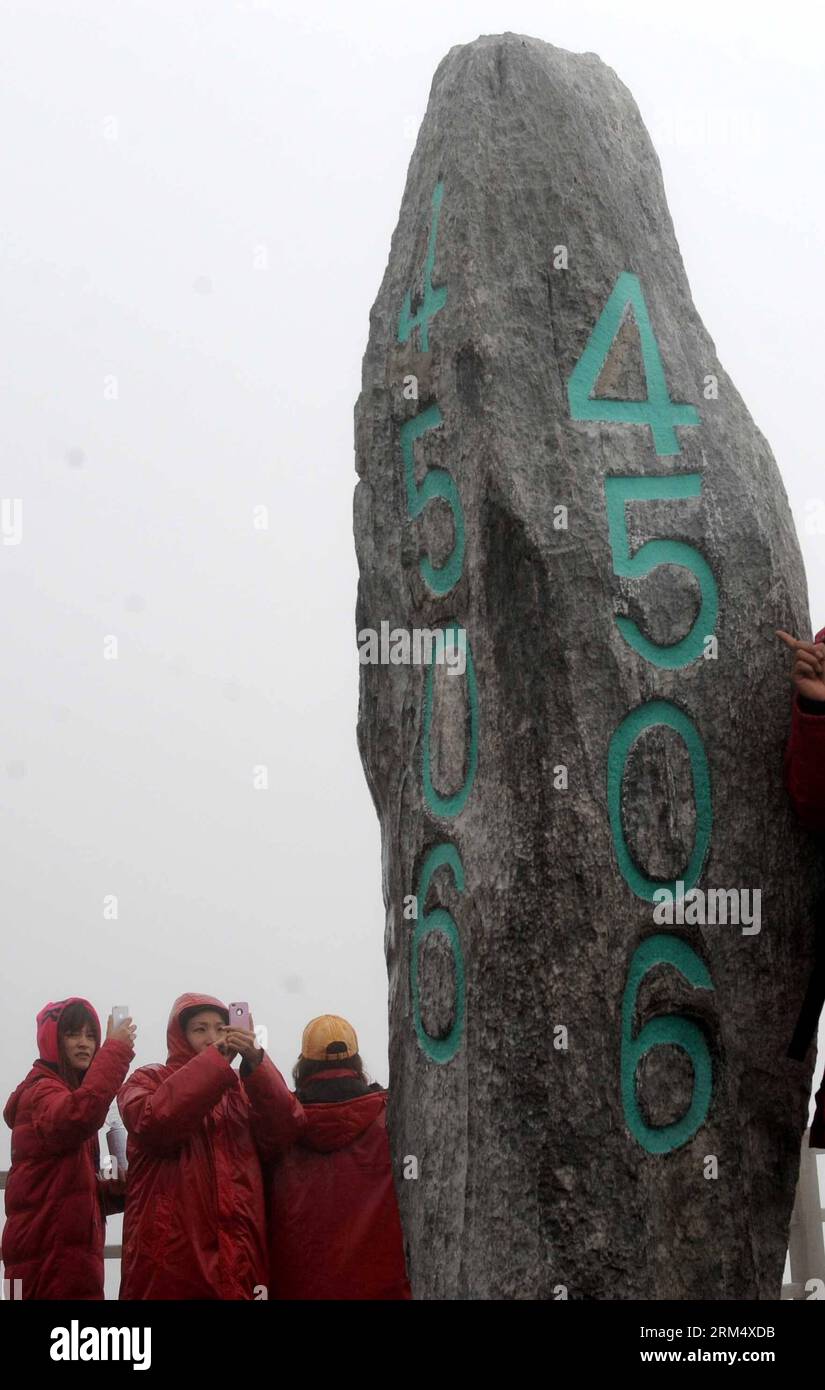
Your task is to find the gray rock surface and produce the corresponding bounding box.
[353,31,820,1299]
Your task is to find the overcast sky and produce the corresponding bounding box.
[1,0,824,1203]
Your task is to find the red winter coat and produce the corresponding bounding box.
[118,992,305,1300]
[2,997,133,1300]
[784,626,825,831]
[261,1069,411,1300]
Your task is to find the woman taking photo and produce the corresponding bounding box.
[2,997,136,1299]
[118,991,304,1300]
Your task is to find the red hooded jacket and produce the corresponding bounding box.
[784,626,825,832]
[117,992,305,1300]
[2,997,133,1300]
[261,1068,411,1300]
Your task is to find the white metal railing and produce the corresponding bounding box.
[781,1130,825,1299]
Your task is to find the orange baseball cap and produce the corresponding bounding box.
[301,1014,358,1062]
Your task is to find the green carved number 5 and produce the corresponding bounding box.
[400,405,465,596]
[604,474,718,669]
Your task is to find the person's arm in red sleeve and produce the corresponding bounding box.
[118,1045,234,1154]
[239,1051,307,1161]
[779,628,825,830]
[785,694,825,830]
[31,1038,133,1155]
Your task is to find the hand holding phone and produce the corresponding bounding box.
[108,1007,136,1049]
[228,1002,250,1034]
[224,1003,262,1069]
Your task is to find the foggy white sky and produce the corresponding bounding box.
[2,0,824,1187]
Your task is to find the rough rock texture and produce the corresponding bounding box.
[353,32,820,1300]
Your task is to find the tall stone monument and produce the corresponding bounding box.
[353,32,819,1299]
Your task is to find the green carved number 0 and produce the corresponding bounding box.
[607,700,712,902]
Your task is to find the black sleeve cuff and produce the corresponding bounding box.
[799,696,825,715]
[239,1053,264,1080]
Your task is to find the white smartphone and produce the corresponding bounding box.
[112,1005,129,1028]
[228,1001,250,1034]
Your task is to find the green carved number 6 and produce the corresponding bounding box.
[621,935,714,1154]
[412,843,466,1064]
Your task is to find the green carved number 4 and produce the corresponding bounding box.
[398,182,447,352]
[568,272,699,456]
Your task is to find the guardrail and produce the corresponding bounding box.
[782,1131,825,1299]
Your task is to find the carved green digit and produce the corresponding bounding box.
[398,181,447,352]
[568,271,700,456]
[621,934,714,1153]
[607,700,712,901]
[604,473,719,668]
[412,842,466,1063]
[400,405,465,595]
[422,624,478,818]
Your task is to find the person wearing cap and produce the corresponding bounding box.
[778,626,825,1147]
[256,1014,411,1299]
[2,997,136,1299]
[117,991,305,1300]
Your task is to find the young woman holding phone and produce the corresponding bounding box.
[2,997,136,1299]
[117,991,304,1299]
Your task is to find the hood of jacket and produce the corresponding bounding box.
[36,997,101,1065]
[298,1086,386,1153]
[4,996,102,1127]
[166,991,230,1069]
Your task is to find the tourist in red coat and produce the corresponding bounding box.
[118,991,304,1300]
[779,625,825,1145]
[253,1014,411,1300]
[2,997,136,1299]
[780,626,825,830]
